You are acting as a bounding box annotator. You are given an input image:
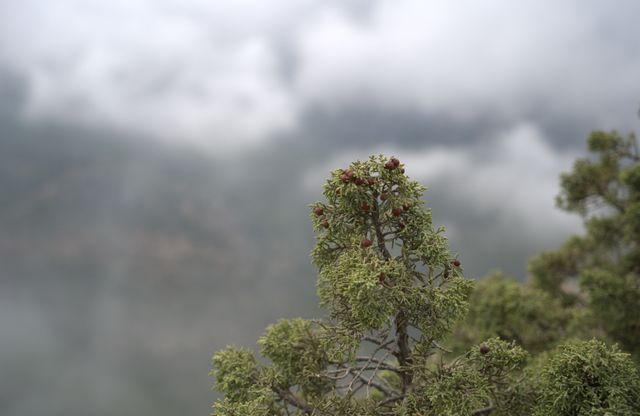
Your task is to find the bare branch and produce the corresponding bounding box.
[273,386,314,415]
[471,403,495,416]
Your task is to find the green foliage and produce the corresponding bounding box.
[211,347,259,403]
[404,338,528,416]
[533,339,640,415]
[311,156,468,334]
[453,272,569,353]
[529,130,640,356]
[258,319,331,397]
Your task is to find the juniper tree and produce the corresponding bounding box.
[211,153,640,415]
[210,156,527,415]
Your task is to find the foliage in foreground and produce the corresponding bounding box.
[211,133,640,415]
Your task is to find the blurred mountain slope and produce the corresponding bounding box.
[0,118,318,416]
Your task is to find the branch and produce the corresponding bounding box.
[272,386,314,415]
[378,394,406,407]
[471,403,495,416]
[354,372,394,397]
[394,310,412,394]
[362,334,395,351]
[371,200,391,260]
[334,361,401,374]
[431,340,452,353]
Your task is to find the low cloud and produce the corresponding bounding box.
[0,0,299,151]
[1,0,638,151]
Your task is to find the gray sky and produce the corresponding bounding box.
[2,0,639,239]
[2,0,639,149]
[1,1,639,415]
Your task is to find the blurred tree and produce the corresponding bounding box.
[529,130,640,356]
[451,272,569,354]
[533,339,640,415]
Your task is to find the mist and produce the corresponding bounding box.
[1,1,639,415]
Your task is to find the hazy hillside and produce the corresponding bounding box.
[0,118,320,416]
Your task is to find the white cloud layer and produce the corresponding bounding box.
[295,0,640,129]
[1,0,639,149]
[1,0,301,151]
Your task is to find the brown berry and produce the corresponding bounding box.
[340,174,349,183]
[361,203,370,212]
[379,272,385,282]
[391,158,400,167]
[400,168,405,174]
[367,177,375,186]
[384,161,395,170]
[345,169,354,179]
[321,220,329,229]
[452,259,461,267]
[354,178,364,186]
[380,192,388,201]
[479,344,490,355]
[361,238,373,248]
[392,207,403,216]
[443,270,450,279]
[314,207,324,216]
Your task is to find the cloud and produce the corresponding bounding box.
[295,0,640,130]
[0,0,299,151]
[409,124,581,237]
[302,122,582,242]
[1,0,638,152]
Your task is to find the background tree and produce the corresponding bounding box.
[534,339,640,416]
[451,272,569,355]
[528,130,640,357]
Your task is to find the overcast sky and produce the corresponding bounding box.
[3,0,638,254]
[2,0,639,148]
[1,2,639,414]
